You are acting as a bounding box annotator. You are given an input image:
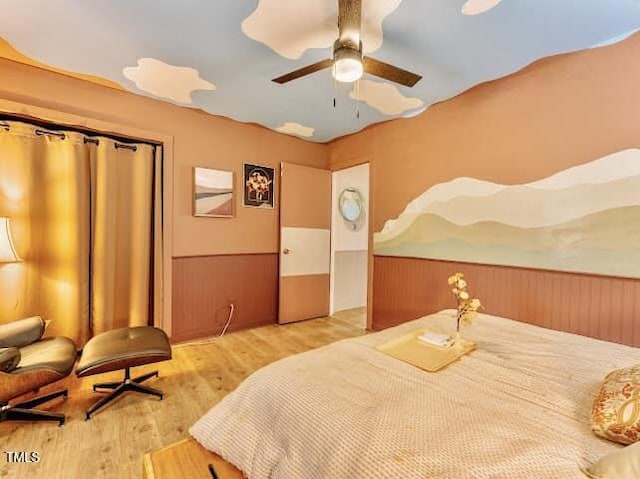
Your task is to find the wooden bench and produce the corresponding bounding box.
[143,438,244,479]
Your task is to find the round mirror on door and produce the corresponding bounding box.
[338,187,364,229]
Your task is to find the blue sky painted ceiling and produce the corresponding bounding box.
[1,0,639,142]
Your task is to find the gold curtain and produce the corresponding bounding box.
[0,120,162,345]
[90,139,156,335]
[0,122,91,342]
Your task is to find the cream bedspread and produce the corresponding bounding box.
[190,310,640,479]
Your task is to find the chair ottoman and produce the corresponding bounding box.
[76,326,172,420]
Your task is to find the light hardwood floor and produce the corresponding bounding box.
[0,309,366,479]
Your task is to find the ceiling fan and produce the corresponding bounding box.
[272,0,422,87]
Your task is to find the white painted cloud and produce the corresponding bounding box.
[461,0,502,16]
[242,0,402,60]
[123,58,215,104]
[350,79,423,116]
[276,122,315,138]
[402,106,427,118]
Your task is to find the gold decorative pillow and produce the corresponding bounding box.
[592,365,640,445]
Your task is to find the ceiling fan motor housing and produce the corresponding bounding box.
[333,40,363,62]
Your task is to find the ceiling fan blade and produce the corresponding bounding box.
[338,0,362,49]
[272,59,334,84]
[363,57,422,87]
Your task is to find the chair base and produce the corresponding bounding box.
[0,389,68,427]
[86,367,163,420]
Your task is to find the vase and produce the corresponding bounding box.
[452,331,462,348]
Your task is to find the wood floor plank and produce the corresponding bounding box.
[0,309,366,479]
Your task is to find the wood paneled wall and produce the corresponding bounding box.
[172,254,278,343]
[372,255,640,347]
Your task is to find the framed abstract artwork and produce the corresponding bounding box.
[243,163,275,209]
[193,167,234,218]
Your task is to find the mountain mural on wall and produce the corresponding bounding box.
[374,149,640,278]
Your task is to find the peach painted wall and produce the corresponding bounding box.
[328,33,640,340]
[330,34,640,232]
[0,58,329,339]
[3,32,640,341]
[0,58,329,257]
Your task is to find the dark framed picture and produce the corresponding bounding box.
[193,167,234,218]
[243,163,275,209]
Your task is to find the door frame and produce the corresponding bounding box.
[0,98,175,336]
[327,162,372,330]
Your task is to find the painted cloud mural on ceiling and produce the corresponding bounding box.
[350,80,423,116]
[0,0,639,142]
[242,0,402,59]
[123,58,216,105]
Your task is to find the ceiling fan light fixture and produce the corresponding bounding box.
[332,44,363,83]
[272,2,421,88]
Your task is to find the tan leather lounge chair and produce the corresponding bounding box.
[0,316,77,426]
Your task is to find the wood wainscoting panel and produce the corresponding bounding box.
[172,254,278,342]
[372,255,640,347]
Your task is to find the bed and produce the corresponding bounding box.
[190,310,640,478]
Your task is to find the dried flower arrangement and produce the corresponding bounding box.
[447,273,482,333]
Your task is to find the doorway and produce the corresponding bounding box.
[329,163,370,327]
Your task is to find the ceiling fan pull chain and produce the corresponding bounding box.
[355,79,360,119]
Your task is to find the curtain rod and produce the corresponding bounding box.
[0,114,160,149]
[35,128,65,140]
[12,125,139,151]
